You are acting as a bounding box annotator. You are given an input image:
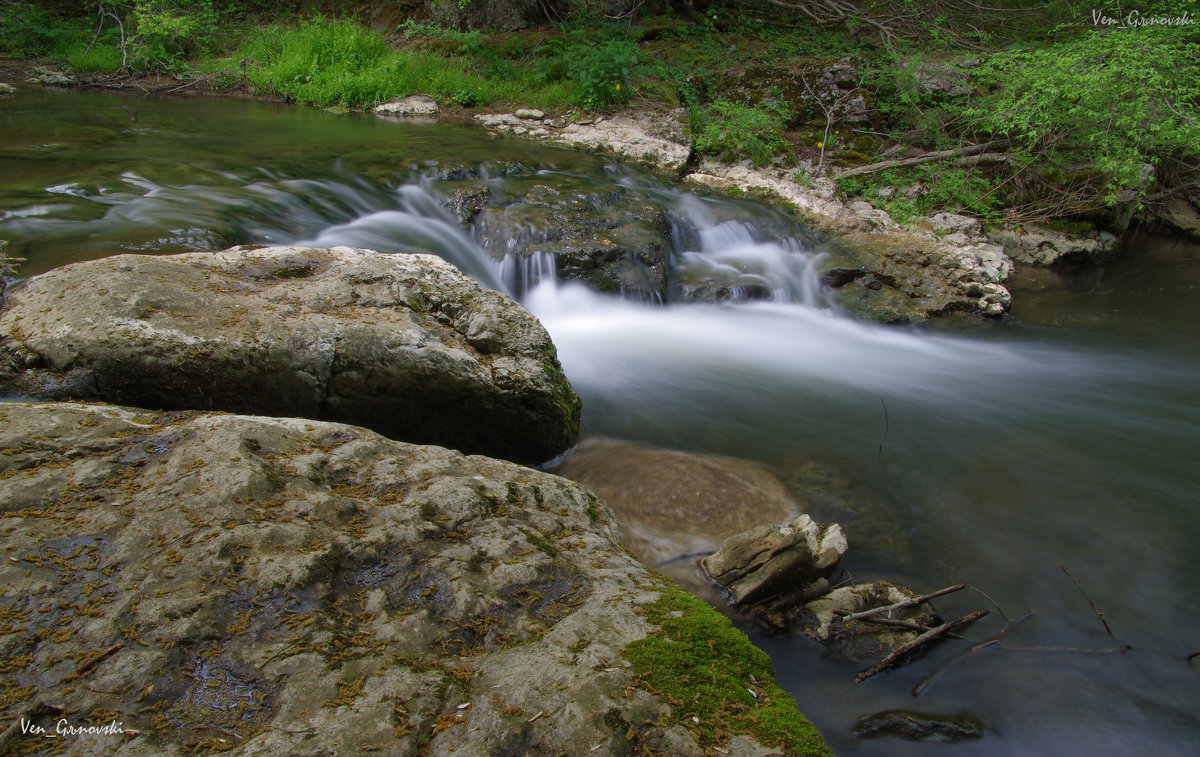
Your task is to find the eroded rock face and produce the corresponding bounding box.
[0,246,580,464]
[0,402,826,756]
[989,224,1120,266]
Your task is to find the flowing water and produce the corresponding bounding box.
[3,89,1198,755]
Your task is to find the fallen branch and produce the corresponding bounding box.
[833,141,1008,180]
[912,611,1034,696]
[856,609,989,683]
[839,584,965,623]
[1056,562,1117,641]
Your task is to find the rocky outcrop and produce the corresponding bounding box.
[682,162,1015,319]
[0,401,830,756]
[473,183,672,300]
[989,224,1120,266]
[0,82,15,96]
[703,515,847,608]
[476,110,692,172]
[0,246,580,464]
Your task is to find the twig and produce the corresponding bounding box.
[62,642,124,682]
[912,611,1034,696]
[1002,644,1131,655]
[839,584,966,623]
[877,398,888,461]
[1055,562,1117,641]
[969,585,1012,625]
[856,610,989,683]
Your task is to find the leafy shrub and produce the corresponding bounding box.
[565,36,638,109]
[131,0,219,70]
[0,2,70,56]
[694,99,790,166]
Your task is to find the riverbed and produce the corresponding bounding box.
[2,89,1198,755]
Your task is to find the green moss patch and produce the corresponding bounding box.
[624,586,832,756]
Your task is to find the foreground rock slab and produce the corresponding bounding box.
[0,246,579,463]
[0,402,831,756]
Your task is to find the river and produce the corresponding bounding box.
[2,89,1198,755]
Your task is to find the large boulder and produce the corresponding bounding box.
[0,246,579,464]
[0,401,831,756]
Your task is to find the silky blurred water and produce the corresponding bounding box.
[2,89,1198,755]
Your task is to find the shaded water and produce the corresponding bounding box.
[2,90,1198,755]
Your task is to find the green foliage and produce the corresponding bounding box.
[67,43,122,73]
[967,18,1200,205]
[0,2,71,56]
[239,18,572,111]
[625,586,832,756]
[694,99,791,167]
[131,0,219,70]
[837,161,1001,224]
[565,35,638,109]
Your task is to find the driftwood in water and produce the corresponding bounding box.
[912,611,1035,696]
[840,584,965,623]
[856,609,989,683]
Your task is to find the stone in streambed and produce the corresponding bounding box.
[703,515,848,608]
[854,709,986,742]
[0,246,580,463]
[374,94,439,118]
[793,581,940,659]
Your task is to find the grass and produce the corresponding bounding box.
[236,18,574,110]
[624,585,832,756]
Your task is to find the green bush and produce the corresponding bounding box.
[694,99,790,166]
[565,36,638,109]
[967,19,1200,205]
[131,0,219,70]
[0,2,70,56]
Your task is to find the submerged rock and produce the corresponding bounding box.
[0,401,829,756]
[854,709,986,742]
[793,581,940,659]
[0,246,580,463]
[0,82,15,96]
[703,515,847,608]
[552,437,807,570]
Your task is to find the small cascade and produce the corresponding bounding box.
[666,194,829,307]
[495,250,556,298]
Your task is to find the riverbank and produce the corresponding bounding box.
[4,2,1198,320]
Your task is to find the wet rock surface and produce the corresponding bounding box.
[472,181,672,300]
[551,437,808,572]
[0,401,827,756]
[854,709,986,742]
[0,245,580,464]
[793,581,940,659]
[989,224,1120,266]
[374,94,439,118]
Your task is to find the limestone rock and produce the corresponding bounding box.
[374,94,439,118]
[514,108,545,120]
[478,111,691,171]
[0,401,827,756]
[989,224,1120,266]
[1158,192,1200,239]
[0,82,15,96]
[794,581,940,659]
[0,246,580,463]
[26,68,72,85]
[928,212,982,237]
[703,515,848,608]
